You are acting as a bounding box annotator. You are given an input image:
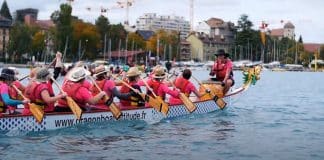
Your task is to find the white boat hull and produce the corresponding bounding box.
[0,99,225,132]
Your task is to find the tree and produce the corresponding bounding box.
[8,23,32,63]
[108,23,127,51]
[298,35,303,43]
[95,15,110,53]
[0,0,12,20]
[319,45,324,60]
[72,20,100,60]
[127,32,145,50]
[32,31,46,60]
[237,14,253,32]
[51,4,73,55]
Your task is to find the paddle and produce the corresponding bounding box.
[12,85,44,123]
[87,76,122,120]
[51,77,82,119]
[140,78,170,115]
[112,74,169,116]
[191,75,227,109]
[168,78,197,113]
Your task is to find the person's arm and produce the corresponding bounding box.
[111,87,131,100]
[162,84,179,97]
[48,58,57,67]
[1,93,23,106]
[40,90,65,104]
[223,61,233,83]
[87,90,106,105]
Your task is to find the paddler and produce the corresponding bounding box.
[7,67,26,114]
[119,67,145,107]
[56,67,106,112]
[209,49,234,94]
[91,65,133,108]
[139,66,179,101]
[169,69,208,105]
[24,68,66,115]
[0,68,29,116]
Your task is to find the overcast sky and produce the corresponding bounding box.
[5,0,324,43]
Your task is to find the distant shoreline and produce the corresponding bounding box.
[0,62,44,68]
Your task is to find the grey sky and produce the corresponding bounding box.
[5,0,324,43]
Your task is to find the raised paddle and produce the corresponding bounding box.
[111,74,169,116]
[87,76,122,120]
[168,79,197,113]
[191,75,227,109]
[51,77,82,119]
[12,85,44,123]
[140,78,169,115]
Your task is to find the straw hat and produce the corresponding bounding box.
[35,68,51,82]
[153,66,166,79]
[67,67,90,82]
[93,65,109,77]
[0,68,16,81]
[127,67,141,77]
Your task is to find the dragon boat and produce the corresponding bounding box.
[0,66,262,132]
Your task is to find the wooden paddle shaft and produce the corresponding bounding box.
[12,85,27,100]
[111,74,139,93]
[51,77,65,93]
[141,78,158,98]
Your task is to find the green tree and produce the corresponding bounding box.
[95,15,110,53]
[72,20,100,60]
[298,35,303,43]
[8,23,32,63]
[0,0,12,20]
[235,14,263,61]
[319,45,324,60]
[51,4,73,55]
[108,23,127,51]
[127,32,145,50]
[31,31,46,60]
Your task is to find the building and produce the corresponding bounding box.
[270,21,295,40]
[136,13,190,39]
[0,15,12,59]
[186,33,233,61]
[14,8,38,23]
[179,41,191,61]
[196,18,235,43]
[186,17,235,61]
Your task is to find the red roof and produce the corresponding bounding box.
[270,28,284,37]
[303,43,322,53]
[35,20,55,30]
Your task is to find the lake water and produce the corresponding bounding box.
[0,68,324,160]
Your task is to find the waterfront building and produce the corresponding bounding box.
[136,13,190,39]
[196,17,235,43]
[186,17,235,61]
[270,21,295,40]
[0,15,11,60]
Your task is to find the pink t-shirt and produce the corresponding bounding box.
[103,80,115,97]
[75,87,92,104]
[169,81,196,105]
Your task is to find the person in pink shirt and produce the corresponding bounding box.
[141,66,179,101]
[24,68,66,115]
[169,69,207,105]
[56,67,106,112]
[0,69,29,116]
[91,65,132,109]
[209,49,234,94]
